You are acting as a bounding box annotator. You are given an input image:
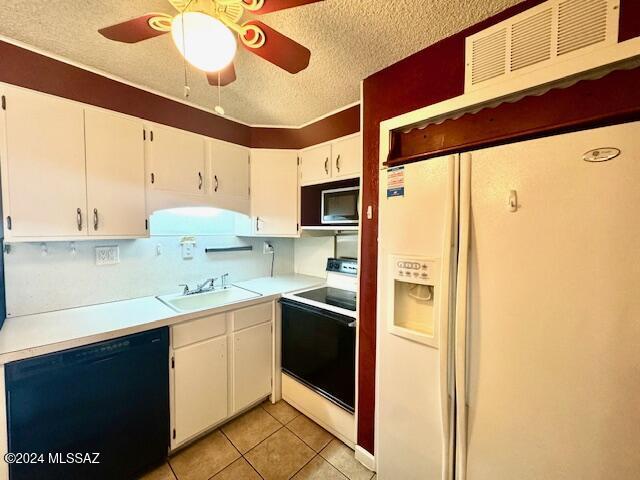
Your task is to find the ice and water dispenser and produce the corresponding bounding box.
[387,255,440,348]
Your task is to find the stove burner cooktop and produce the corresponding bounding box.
[294,287,357,311]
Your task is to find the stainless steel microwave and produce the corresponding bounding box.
[321,187,360,224]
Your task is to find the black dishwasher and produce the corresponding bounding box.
[5,328,170,480]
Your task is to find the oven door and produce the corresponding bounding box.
[321,187,359,224]
[280,298,356,412]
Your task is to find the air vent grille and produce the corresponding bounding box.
[465,0,618,92]
[511,9,553,71]
[471,29,507,84]
[557,0,608,55]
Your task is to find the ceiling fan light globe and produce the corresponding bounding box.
[171,12,237,72]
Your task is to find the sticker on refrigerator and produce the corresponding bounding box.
[387,166,405,198]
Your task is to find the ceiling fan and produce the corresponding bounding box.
[98,0,323,87]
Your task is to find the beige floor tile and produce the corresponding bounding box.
[245,428,315,480]
[222,407,282,453]
[371,475,376,480]
[169,430,240,480]
[211,457,261,480]
[139,462,176,480]
[262,399,300,424]
[292,455,348,480]
[320,439,374,480]
[287,415,334,452]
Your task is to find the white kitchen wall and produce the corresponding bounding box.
[294,236,334,277]
[4,235,294,317]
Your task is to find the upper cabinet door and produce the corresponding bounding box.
[300,143,332,186]
[85,109,147,237]
[147,124,206,196]
[332,135,361,179]
[250,150,299,236]
[0,87,87,238]
[210,140,250,199]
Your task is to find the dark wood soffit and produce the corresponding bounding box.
[388,66,640,167]
[0,40,360,149]
[619,0,640,42]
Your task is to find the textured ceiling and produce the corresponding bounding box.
[0,0,523,126]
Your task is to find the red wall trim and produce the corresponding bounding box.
[389,67,640,166]
[251,105,361,149]
[0,40,359,148]
[619,0,640,42]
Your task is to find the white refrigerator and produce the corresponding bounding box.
[376,121,640,480]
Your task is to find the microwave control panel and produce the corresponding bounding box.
[391,256,439,286]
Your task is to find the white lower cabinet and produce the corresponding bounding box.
[232,322,273,413]
[171,301,273,448]
[173,336,227,446]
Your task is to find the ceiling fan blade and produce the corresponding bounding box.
[98,14,172,44]
[241,21,311,74]
[247,0,324,14]
[206,63,237,86]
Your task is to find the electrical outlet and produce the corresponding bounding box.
[263,242,274,254]
[180,236,196,260]
[95,246,120,266]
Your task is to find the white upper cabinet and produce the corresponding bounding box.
[209,139,250,214]
[85,108,147,237]
[249,149,299,237]
[299,134,361,186]
[331,134,361,179]
[147,123,206,196]
[300,143,332,185]
[0,86,87,238]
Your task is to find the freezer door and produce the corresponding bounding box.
[376,155,457,480]
[456,122,640,480]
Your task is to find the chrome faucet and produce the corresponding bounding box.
[194,277,217,294]
[180,274,229,296]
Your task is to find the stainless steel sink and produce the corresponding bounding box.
[157,286,261,313]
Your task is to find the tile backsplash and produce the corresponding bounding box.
[4,235,294,317]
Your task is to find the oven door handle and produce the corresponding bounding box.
[279,297,356,327]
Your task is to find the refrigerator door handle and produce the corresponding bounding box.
[454,152,472,480]
[438,155,457,480]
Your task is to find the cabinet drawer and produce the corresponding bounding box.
[232,302,273,331]
[173,313,226,348]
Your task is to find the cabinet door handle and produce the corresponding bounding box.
[324,158,329,174]
[214,175,219,192]
[93,208,99,231]
[336,154,341,172]
[198,172,203,190]
[76,208,83,231]
[256,216,260,232]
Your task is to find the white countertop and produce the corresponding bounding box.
[234,274,325,297]
[0,274,325,364]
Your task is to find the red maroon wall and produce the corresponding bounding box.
[357,0,640,454]
[619,0,640,42]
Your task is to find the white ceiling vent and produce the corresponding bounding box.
[465,0,619,92]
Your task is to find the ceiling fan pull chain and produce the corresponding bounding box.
[215,71,226,116]
[181,7,191,98]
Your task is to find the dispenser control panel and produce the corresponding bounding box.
[392,256,439,285]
